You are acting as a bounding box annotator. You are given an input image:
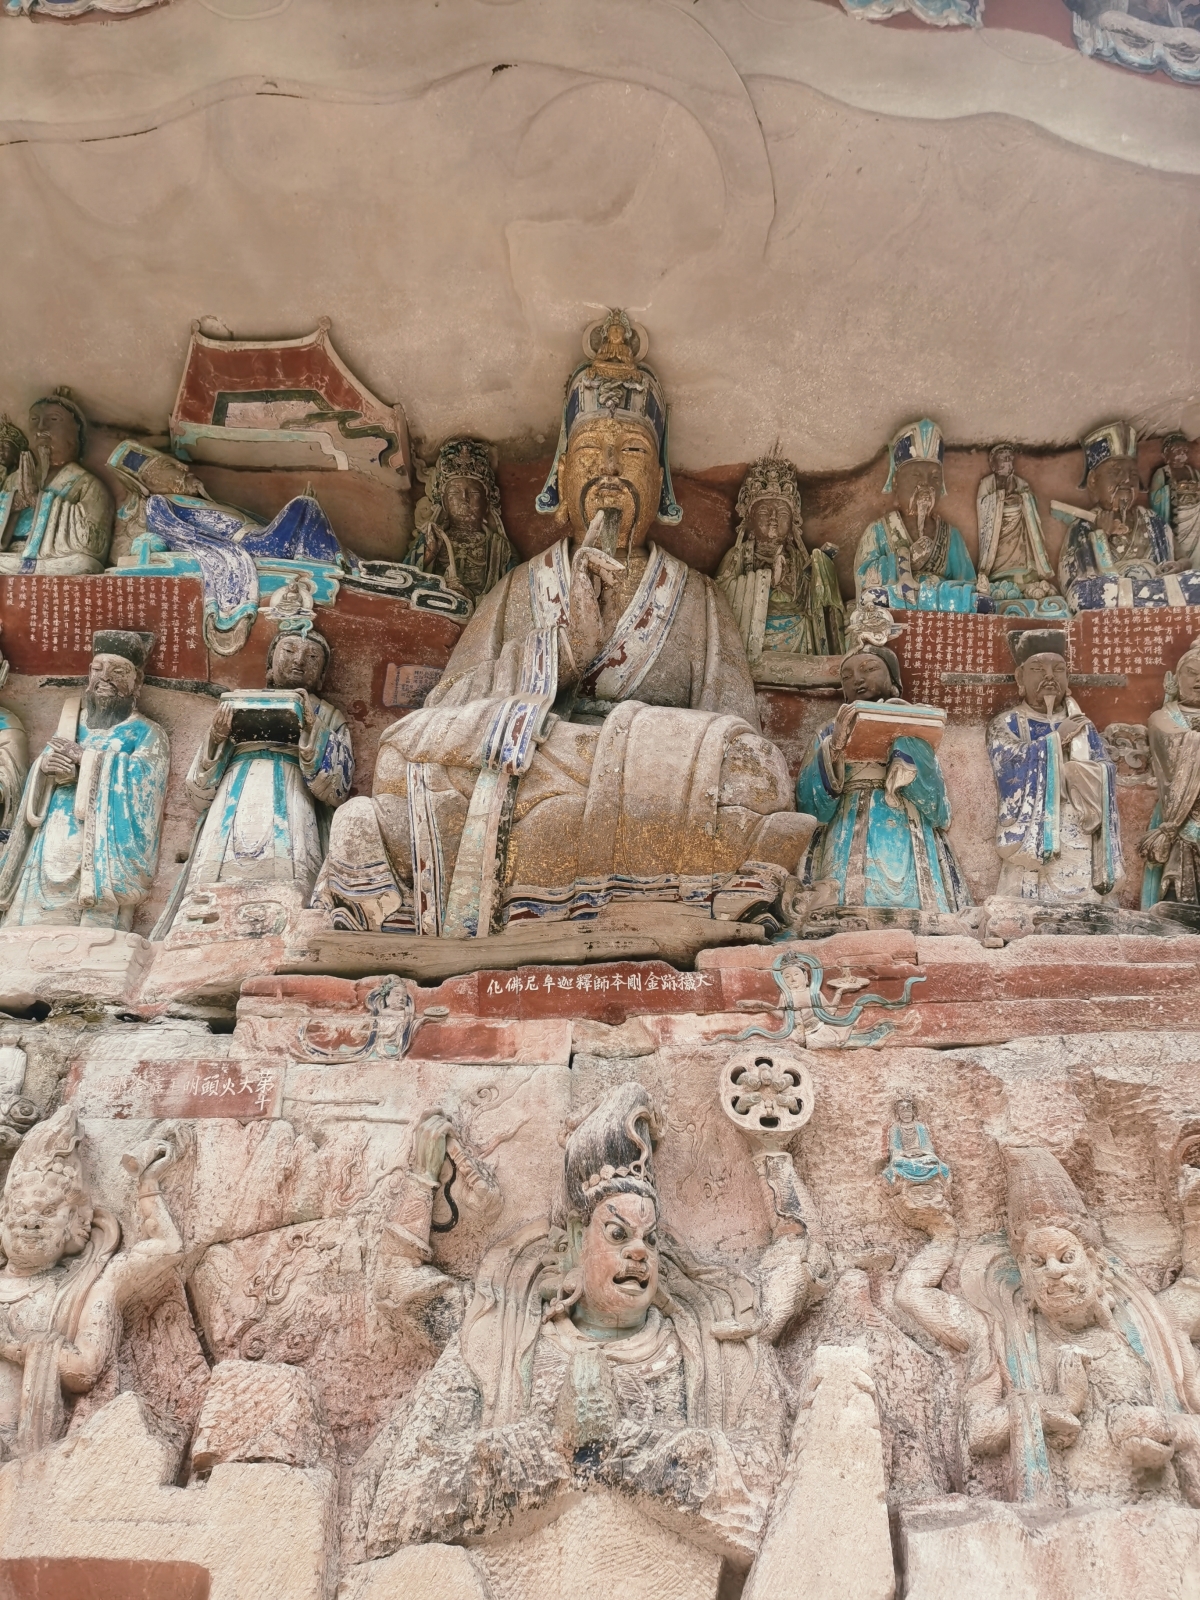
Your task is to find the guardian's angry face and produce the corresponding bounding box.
[578,1193,659,1330]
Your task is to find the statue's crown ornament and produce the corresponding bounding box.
[423,437,503,518]
[0,415,28,458]
[1081,421,1138,486]
[1003,1143,1100,1251]
[2,1106,86,1210]
[884,418,944,494]
[537,309,682,525]
[736,453,803,533]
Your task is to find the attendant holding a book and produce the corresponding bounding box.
[795,643,969,922]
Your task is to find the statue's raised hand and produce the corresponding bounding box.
[564,512,624,679]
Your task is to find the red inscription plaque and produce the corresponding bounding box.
[0,575,207,680]
[68,1058,281,1120]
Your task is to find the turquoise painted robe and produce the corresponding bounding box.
[0,710,168,928]
[796,711,969,913]
[854,511,976,613]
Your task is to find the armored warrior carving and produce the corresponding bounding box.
[0,392,113,575]
[892,1140,1200,1506]
[988,629,1122,903]
[403,437,514,607]
[718,455,844,659]
[314,310,813,937]
[0,631,168,930]
[0,1107,183,1459]
[854,419,976,614]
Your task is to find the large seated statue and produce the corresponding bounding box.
[108,441,354,655]
[314,311,814,937]
[854,419,976,614]
[1058,422,1198,611]
[0,391,113,575]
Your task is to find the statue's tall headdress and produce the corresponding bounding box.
[558,1081,664,1225]
[92,630,155,671]
[1003,1144,1100,1252]
[536,309,682,525]
[735,452,803,542]
[1007,628,1067,669]
[421,437,507,534]
[1080,421,1138,488]
[0,1106,92,1253]
[883,418,944,494]
[0,416,28,461]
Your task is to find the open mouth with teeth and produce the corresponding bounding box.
[612,1266,650,1291]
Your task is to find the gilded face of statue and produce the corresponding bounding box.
[29,403,81,473]
[1089,457,1139,515]
[1,1176,82,1275]
[557,417,661,552]
[1176,653,1200,707]
[442,475,488,535]
[746,496,794,564]
[1016,653,1069,713]
[1018,1225,1102,1329]
[577,1192,659,1332]
[140,455,206,498]
[893,460,942,519]
[269,635,326,693]
[840,653,894,704]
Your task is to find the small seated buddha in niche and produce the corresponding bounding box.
[974,442,1067,618]
[402,437,514,608]
[854,419,976,614]
[882,1095,950,1190]
[717,454,845,663]
[0,391,113,575]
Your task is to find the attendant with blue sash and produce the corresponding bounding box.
[0,392,112,575]
[156,622,353,938]
[796,643,969,918]
[1140,641,1200,910]
[987,629,1121,904]
[854,419,976,614]
[0,632,167,929]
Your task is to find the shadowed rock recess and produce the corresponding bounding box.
[0,3,1198,1596]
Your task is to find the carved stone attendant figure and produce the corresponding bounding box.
[0,392,113,575]
[0,640,29,843]
[156,624,353,937]
[315,310,813,937]
[795,644,970,921]
[108,441,352,655]
[1140,639,1200,909]
[357,1081,829,1567]
[717,455,845,659]
[975,443,1066,618]
[987,630,1122,903]
[882,1096,950,1190]
[403,437,514,608]
[854,419,976,613]
[1151,432,1200,569]
[1058,422,1187,611]
[0,1107,183,1459]
[0,631,169,930]
[893,1141,1200,1506]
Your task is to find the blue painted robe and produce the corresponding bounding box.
[1057,508,1200,610]
[796,711,969,913]
[854,511,976,613]
[882,1121,949,1187]
[157,697,354,937]
[137,493,349,635]
[0,710,168,929]
[987,705,1121,900]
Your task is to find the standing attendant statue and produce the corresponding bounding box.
[974,443,1065,618]
[717,455,845,660]
[854,419,976,614]
[0,391,113,575]
[0,631,168,930]
[156,621,353,937]
[0,638,28,843]
[1150,433,1200,570]
[402,437,514,608]
[1140,639,1200,911]
[987,629,1121,904]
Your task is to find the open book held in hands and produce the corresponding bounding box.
[842,700,946,762]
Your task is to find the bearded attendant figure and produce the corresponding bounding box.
[975,443,1066,618]
[717,455,844,660]
[0,391,113,575]
[795,643,969,922]
[988,629,1121,903]
[1058,422,1194,611]
[1150,433,1200,569]
[854,419,976,614]
[402,436,514,608]
[1140,639,1200,910]
[314,311,813,937]
[893,1141,1200,1507]
[356,1081,830,1569]
[0,1106,183,1459]
[0,631,169,930]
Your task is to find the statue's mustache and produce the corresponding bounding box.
[581,477,641,526]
